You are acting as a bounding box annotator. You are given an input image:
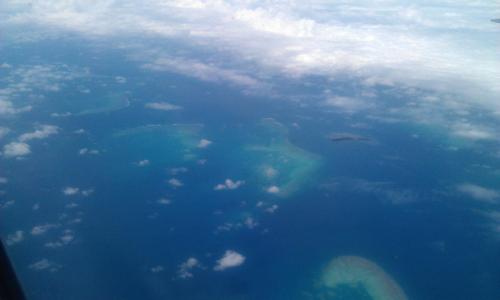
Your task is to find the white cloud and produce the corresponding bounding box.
[197,138,212,148]
[145,102,182,111]
[45,230,75,248]
[136,159,150,166]
[324,96,374,113]
[50,111,72,117]
[62,187,79,195]
[0,127,11,139]
[3,142,30,157]
[266,185,280,194]
[177,257,200,279]
[263,166,278,178]
[452,123,496,140]
[73,129,86,134]
[31,224,58,235]
[0,99,32,115]
[0,200,15,209]
[62,186,93,196]
[244,217,258,229]
[168,178,183,187]
[0,177,7,184]
[214,179,244,191]
[18,124,58,142]
[6,230,24,246]
[457,183,499,203]
[151,265,164,273]
[265,204,279,214]
[214,250,245,271]
[81,189,94,196]
[115,76,127,83]
[157,198,171,205]
[78,148,99,155]
[29,258,60,272]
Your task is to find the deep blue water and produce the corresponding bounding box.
[1,38,500,300]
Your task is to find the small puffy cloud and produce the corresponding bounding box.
[457,183,499,203]
[81,189,94,196]
[197,139,212,148]
[263,166,278,178]
[45,230,75,248]
[78,148,99,155]
[0,127,10,139]
[265,204,279,214]
[168,167,188,175]
[177,257,200,279]
[145,102,182,111]
[50,112,72,117]
[6,230,24,246]
[0,99,32,115]
[0,200,15,209]
[214,179,244,191]
[29,259,60,272]
[18,125,59,142]
[62,187,93,196]
[135,159,150,166]
[266,185,280,194]
[31,224,58,235]
[452,123,495,140]
[244,217,258,229]
[151,265,164,273]
[62,187,79,195]
[168,178,183,187]
[115,76,127,83]
[73,129,86,134]
[157,198,171,205]
[214,250,245,271]
[3,142,31,158]
[324,96,373,113]
[0,177,7,184]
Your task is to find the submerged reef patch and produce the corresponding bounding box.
[321,256,409,300]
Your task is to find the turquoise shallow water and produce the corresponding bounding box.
[1,37,500,300]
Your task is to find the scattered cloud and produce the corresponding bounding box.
[29,258,60,272]
[266,185,280,194]
[157,198,171,205]
[31,224,58,235]
[78,148,99,155]
[45,230,75,248]
[6,230,24,246]
[3,142,30,158]
[115,76,127,84]
[50,111,72,117]
[177,257,200,279]
[244,217,258,229]
[62,187,79,196]
[324,96,374,113]
[18,125,59,142]
[145,102,182,111]
[457,183,499,203]
[197,139,212,148]
[135,159,150,166]
[214,179,244,191]
[151,265,164,273]
[0,177,7,184]
[265,204,279,214]
[73,129,86,134]
[0,127,11,139]
[214,250,245,271]
[451,123,496,141]
[0,99,32,115]
[168,178,183,187]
